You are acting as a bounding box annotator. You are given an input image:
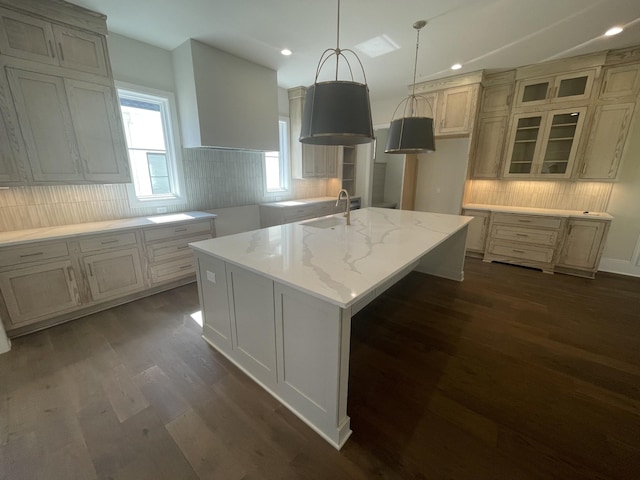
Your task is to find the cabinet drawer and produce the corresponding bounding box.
[492,213,562,229]
[0,242,69,268]
[150,257,195,285]
[147,234,211,263]
[79,232,137,252]
[488,241,555,263]
[490,225,558,246]
[143,221,212,242]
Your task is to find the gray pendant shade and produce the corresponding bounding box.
[385,19,436,155]
[385,116,435,154]
[300,81,374,146]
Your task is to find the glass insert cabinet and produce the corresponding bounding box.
[514,69,596,108]
[504,107,587,178]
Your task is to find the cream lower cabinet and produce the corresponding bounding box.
[466,208,611,278]
[462,209,490,255]
[83,248,145,302]
[143,219,215,286]
[0,259,80,328]
[556,219,609,277]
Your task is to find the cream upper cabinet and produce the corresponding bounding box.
[435,84,477,136]
[480,83,513,116]
[65,79,130,182]
[7,67,84,182]
[7,67,130,184]
[557,219,607,271]
[514,69,596,109]
[0,7,108,76]
[471,115,508,178]
[599,64,640,100]
[504,107,586,178]
[0,100,23,184]
[0,6,58,65]
[579,102,635,180]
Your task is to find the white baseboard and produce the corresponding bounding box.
[598,257,640,278]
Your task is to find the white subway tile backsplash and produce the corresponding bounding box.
[0,148,329,231]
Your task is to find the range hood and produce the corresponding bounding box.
[172,39,279,151]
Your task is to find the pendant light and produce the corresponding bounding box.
[300,0,374,146]
[385,20,436,154]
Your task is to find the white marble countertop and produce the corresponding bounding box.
[0,211,217,247]
[260,196,360,208]
[190,207,472,309]
[463,203,614,220]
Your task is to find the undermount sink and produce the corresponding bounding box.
[301,216,346,229]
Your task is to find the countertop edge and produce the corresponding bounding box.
[462,204,614,220]
[0,211,217,247]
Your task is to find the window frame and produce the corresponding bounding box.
[116,81,186,209]
[262,117,291,197]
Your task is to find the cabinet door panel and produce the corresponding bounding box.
[580,103,634,180]
[52,24,108,76]
[558,220,605,270]
[481,83,513,116]
[0,260,80,327]
[504,114,545,176]
[472,116,507,178]
[65,79,130,182]
[537,108,586,177]
[0,111,22,184]
[0,7,57,65]
[552,71,594,103]
[7,68,83,182]
[463,210,490,252]
[438,86,474,135]
[600,64,640,99]
[84,248,145,302]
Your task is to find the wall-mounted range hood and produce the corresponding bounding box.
[172,39,279,151]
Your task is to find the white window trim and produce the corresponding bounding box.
[263,116,291,198]
[116,81,187,209]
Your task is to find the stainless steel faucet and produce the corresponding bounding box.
[336,189,351,226]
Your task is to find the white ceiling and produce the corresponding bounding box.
[69,0,640,102]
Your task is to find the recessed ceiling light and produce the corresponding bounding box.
[451,63,462,70]
[605,26,623,36]
[281,48,292,56]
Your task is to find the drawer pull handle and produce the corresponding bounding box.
[517,219,532,223]
[175,228,188,232]
[101,239,119,245]
[515,234,529,237]
[88,263,94,276]
[19,252,44,258]
[58,43,64,61]
[179,265,192,270]
[177,245,189,250]
[511,249,525,254]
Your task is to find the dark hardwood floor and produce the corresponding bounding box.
[1,258,640,479]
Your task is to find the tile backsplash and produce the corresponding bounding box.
[464,180,613,212]
[0,148,328,232]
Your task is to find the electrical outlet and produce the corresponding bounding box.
[156,207,168,214]
[206,271,216,283]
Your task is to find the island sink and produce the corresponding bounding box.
[190,208,472,449]
[301,216,347,229]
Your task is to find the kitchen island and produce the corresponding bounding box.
[190,207,472,449]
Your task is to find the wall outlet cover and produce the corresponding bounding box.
[206,271,216,283]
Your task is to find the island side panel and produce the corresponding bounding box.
[414,225,469,281]
[226,264,277,386]
[196,253,233,354]
[274,283,352,449]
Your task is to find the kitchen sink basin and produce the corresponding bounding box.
[301,216,346,229]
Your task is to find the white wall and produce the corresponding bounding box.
[414,138,470,215]
[600,108,640,276]
[107,33,175,92]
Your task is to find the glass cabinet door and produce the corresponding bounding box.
[551,71,594,104]
[538,108,586,176]
[506,115,543,174]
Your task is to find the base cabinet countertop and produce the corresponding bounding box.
[462,204,612,278]
[190,208,472,449]
[0,211,216,337]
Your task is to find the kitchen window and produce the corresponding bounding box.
[264,118,290,194]
[117,83,186,208]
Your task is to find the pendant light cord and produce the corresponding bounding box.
[335,0,341,81]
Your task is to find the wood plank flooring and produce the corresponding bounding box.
[1,258,639,479]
